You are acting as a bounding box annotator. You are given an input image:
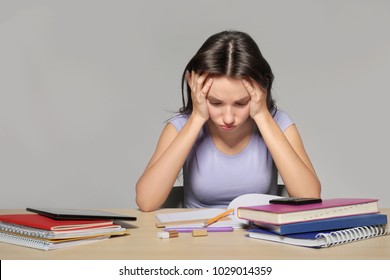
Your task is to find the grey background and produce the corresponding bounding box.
[1,0,389,209]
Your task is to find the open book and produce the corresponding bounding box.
[155,193,282,230]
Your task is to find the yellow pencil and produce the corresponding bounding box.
[204,208,234,227]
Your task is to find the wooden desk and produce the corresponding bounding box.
[1,208,389,260]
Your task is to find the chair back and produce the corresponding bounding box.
[160,186,184,208]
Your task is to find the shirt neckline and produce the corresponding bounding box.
[205,123,257,158]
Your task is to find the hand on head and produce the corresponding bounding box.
[185,70,213,122]
[242,78,268,119]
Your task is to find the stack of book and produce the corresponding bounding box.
[0,209,136,251]
[237,198,389,248]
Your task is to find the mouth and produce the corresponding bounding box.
[220,125,235,131]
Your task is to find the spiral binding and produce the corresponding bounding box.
[316,224,389,247]
[0,231,108,251]
[0,232,49,250]
[0,222,53,238]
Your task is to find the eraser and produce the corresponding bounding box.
[192,229,208,237]
[157,230,179,239]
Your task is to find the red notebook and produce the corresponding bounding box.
[0,214,113,231]
[237,198,379,225]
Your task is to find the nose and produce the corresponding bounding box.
[223,107,234,125]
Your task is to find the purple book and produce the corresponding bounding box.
[237,198,379,225]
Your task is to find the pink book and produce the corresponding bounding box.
[0,214,113,231]
[237,198,379,225]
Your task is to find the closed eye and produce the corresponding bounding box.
[235,98,250,107]
[235,101,249,107]
[207,98,223,106]
[209,101,222,107]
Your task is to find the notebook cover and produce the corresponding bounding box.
[238,198,378,214]
[0,231,109,251]
[252,213,388,235]
[26,207,137,221]
[247,227,326,248]
[0,214,114,231]
[247,223,389,248]
[249,227,321,239]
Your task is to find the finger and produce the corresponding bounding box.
[242,79,256,97]
[191,70,196,90]
[250,78,268,95]
[197,72,208,84]
[195,72,209,93]
[202,77,213,96]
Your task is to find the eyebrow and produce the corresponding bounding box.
[207,96,221,102]
[207,95,251,103]
[235,96,251,103]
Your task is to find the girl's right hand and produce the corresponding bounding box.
[186,71,213,123]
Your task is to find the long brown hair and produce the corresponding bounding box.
[180,30,276,114]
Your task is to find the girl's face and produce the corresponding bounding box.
[206,76,251,133]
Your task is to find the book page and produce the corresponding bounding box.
[156,193,282,228]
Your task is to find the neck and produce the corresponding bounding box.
[207,119,254,152]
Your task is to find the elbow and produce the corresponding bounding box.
[313,174,322,197]
[316,180,322,198]
[286,178,321,199]
[137,204,158,213]
[135,182,161,212]
[136,197,159,212]
[303,174,322,198]
[310,179,322,198]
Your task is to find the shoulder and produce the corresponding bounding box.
[167,113,190,132]
[273,109,294,132]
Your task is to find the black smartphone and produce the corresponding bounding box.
[269,197,322,205]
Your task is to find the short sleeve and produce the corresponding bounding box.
[274,110,294,132]
[167,114,189,132]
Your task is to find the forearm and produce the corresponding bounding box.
[136,116,205,211]
[253,112,321,198]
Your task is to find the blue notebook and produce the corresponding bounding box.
[247,223,389,248]
[252,213,388,235]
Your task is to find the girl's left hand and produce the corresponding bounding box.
[242,79,268,119]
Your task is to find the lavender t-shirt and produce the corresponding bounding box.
[169,110,294,208]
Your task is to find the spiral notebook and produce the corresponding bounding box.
[0,214,115,231]
[0,215,130,250]
[0,221,126,239]
[247,224,389,248]
[0,231,109,251]
[252,213,388,235]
